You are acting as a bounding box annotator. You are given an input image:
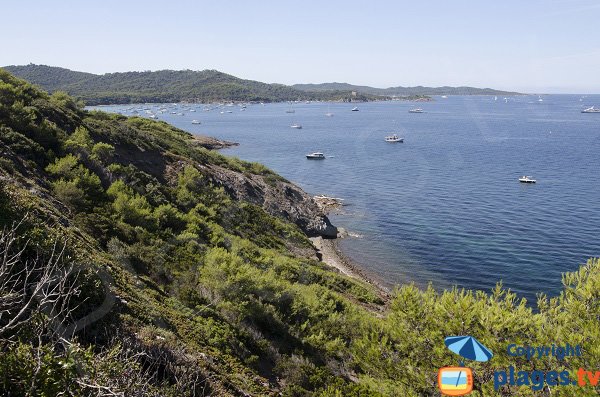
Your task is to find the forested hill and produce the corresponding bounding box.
[1,70,599,396]
[293,82,521,96]
[2,64,382,105]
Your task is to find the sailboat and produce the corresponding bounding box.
[286,102,295,113]
[325,103,334,117]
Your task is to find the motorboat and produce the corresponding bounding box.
[409,108,424,113]
[306,152,326,159]
[582,106,600,113]
[290,124,303,129]
[519,176,536,183]
[384,134,404,143]
[191,120,201,124]
[351,107,359,111]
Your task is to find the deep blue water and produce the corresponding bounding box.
[91,95,600,302]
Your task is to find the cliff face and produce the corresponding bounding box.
[202,163,338,238]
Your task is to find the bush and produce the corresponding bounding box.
[91,141,115,163]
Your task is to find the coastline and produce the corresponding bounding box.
[310,235,391,297]
[310,195,391,297]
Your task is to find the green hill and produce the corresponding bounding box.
[2,64,382,105]
[293,82,521,96]
[0,70,598,396]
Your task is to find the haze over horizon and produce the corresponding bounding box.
[2,0,600,94]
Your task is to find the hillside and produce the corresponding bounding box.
[293,82,521,96]
[2,64,383,105]
[1,70,599,396]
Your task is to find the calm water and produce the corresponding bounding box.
[92,96,600,302]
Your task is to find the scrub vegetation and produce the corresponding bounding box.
[0,70,598,396]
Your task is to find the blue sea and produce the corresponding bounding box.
[91,95,600,303]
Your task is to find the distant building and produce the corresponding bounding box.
[351,91,357,97]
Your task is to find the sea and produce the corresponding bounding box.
[90,95,600,303]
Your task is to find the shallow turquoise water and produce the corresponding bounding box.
[93,95,600,302]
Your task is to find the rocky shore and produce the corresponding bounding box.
[310,196,390,296]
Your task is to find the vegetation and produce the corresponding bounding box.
[2,64,385,105]
[0,70,598,396]
[292,82,521,96]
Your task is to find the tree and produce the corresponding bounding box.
[46,155,103,210]
[45,154,79,179]
[65,126,93,154]
[91,142,115,163]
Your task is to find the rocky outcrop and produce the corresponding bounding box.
[202,163,338,238]
[191,135,239,150]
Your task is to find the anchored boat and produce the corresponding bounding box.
[519,176,536,183]
[384,134,404,143]
[306,152,326,160]
[582,106,600,113]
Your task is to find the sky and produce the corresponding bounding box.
[2,0,600,93]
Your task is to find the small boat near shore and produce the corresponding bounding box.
[306,152,326,160]
[290,123,303,129]
[384,134,404,142]
[351,107,359,111]
[409,108,424,113]
[582,106,600,113]
[519,176,536,183]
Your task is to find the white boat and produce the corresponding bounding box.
[351,106,359,111]
[582,106,600,113]
[191,120,201,124]
[408,108,424,113]
[538,96,543,102]
[441,95,448,99]
[290,124,302,129]
[286,109,295,113]
[519,176,536,183]
[325,112,334,117]
[149,115,157,119]
[306,152,325,159]
[384,134,404,143]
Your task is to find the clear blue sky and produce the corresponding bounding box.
[2,0,600,93]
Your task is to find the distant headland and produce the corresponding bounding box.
[2,64,519,105]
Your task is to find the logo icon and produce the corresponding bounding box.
[438,367,473,396]
[438,336,493,396]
